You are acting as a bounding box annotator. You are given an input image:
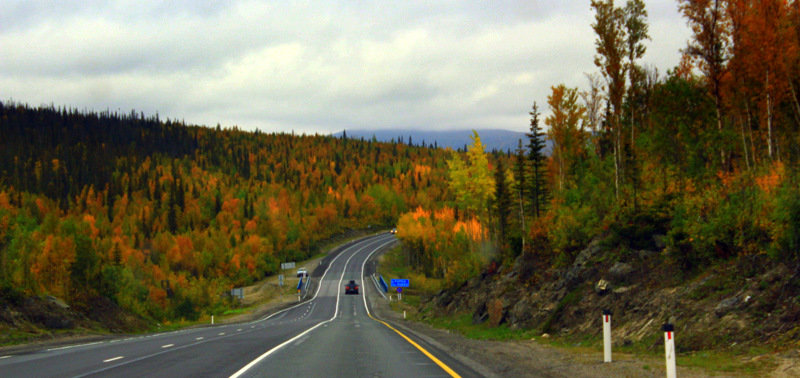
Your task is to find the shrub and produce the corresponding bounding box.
[174,297,199,321]
[770,184,800,261]
[549,201,600,266]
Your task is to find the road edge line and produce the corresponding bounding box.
[229,234,393,378]
[359,239,461,378]
[229,320,330,378]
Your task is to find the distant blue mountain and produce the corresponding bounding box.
[334,129,551,154]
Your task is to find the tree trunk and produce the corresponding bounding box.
[790,81,800,127]
[716,105,726,170]
[767,70,774,160]
[631,107,637,212]
[558,149,564,191]
[613,130,620,200]
[746,102,757,165]
[518,188,525,253]
[740,114,750,170]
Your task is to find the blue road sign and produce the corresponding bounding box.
[397,287,402,293]
[391,279,409,287]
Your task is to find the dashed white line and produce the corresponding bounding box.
[218,332,225,336]
[103,356,124,363]
[237,328,242,332]
[230,235,395,378]
[196,337,204,340]
[161,344,174,349]
[0,355,12,359]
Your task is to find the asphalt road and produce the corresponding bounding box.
[0,233,480,378]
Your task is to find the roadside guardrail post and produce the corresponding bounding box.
[663,323,676,378]
[602,309,612,363]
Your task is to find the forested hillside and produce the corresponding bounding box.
[392,0,800,355]
[0,101,451,321]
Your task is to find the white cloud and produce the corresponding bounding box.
[0,0,690,134]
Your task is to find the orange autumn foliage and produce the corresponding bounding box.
[755,161,784,195]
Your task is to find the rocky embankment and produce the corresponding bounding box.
[427,234,800,356]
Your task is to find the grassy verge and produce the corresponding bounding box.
[535,332,778,375]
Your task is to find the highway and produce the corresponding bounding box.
[0,233,480,377]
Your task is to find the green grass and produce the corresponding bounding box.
[376,245,444,296]
[533,331,778,376]
[0,327,112,347]
[679,348,777,375]
[0,328,50,346]
[423,313,538,341]
[221,308,247,316]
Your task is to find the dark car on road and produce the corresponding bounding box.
[345,280,359,295]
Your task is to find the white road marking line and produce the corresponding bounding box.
[231,234,394,378]
[103,356,124,363]
[218,332,225,336]
[47,341,104,352]
[75,330,256,378]
[237,328,242,332]
[161,344,174,348]
[196,337,204,340]
[360,238,399,319]
[0,355,12,359]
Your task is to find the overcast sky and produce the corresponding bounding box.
[1,1,690,134]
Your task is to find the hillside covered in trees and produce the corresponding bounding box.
[0,101,452,323]
[391,0,800,356]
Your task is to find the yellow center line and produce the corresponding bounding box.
[368,314,461,378]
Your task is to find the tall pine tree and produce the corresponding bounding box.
[526,102,548,218]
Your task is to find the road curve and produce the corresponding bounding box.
[0,233,480,377]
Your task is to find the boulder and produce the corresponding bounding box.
[612,286,631,294]
[595,279,611,295]
[554,239,605,291]
[608,262,634,281]
[715,296,740,317]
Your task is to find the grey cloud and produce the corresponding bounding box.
[1,0,690,134]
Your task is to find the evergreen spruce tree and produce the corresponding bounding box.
[526,102,548,218]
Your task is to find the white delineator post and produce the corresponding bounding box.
[211,315,214,325]
[602,309,612,363]
[663,323,676,378]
